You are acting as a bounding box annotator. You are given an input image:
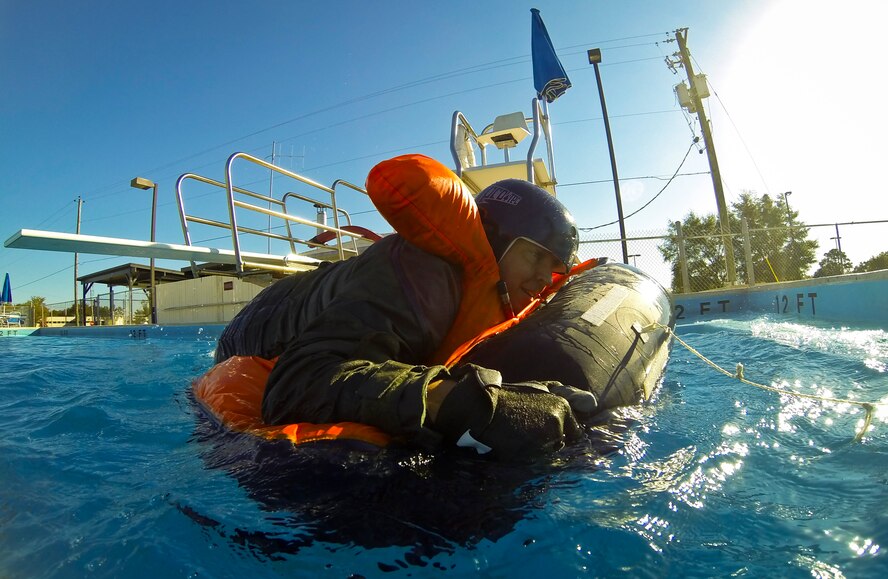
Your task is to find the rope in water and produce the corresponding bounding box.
[642,323,883,442]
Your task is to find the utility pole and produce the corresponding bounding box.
[673,28,737,285]
[73,196,83,326]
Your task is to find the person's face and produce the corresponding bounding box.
[497,238,567,313]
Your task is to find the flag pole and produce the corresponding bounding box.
[541,98,558,191]
[530,8,571,194]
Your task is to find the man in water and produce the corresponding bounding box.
[215,161,595,461]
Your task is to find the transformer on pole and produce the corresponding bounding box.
[672,28,737,285]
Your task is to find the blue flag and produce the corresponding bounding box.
[531,8,571,103]
[1,273,11,304]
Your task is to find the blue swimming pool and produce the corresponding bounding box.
[1,315,885,577]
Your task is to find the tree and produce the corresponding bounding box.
[658,211,726,292]
[813,248,852,277]
[27,296,47,326]
[134,296,151,324]
[853,251,888,273]
[659,191,818,292]
[729,192,817,282]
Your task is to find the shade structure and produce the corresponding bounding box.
[531,8,571,103]
[1,272,11,305]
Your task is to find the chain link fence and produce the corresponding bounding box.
[578,219,888,294]
[13,219,886,327]
[35,289,151,327]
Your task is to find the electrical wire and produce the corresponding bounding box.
[30,32,682,246]
[578,138,700,231]
[68,34,673,203]
[690,54,773,196]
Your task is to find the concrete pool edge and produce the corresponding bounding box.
[672,269,888,327]
[1,324,227,340]
[3,270,886,339]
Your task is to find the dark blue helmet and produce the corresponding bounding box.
[475,179,578,270]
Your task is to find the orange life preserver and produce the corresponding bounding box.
[364,154,507,365]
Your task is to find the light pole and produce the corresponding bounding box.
[628,253,640,267]
[831,224,843,253]
[588,48,629,264]
[130,177,158,324]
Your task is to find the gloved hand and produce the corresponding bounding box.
[538,382,599,419]
[432,365,584,462]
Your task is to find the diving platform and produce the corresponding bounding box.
[4,229,321,273]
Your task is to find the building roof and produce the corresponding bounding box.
[76,263,190,289]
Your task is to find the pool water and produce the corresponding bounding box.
[1,316,886,578]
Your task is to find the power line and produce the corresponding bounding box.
[562,170,708,188]
[558,109,679,127]
[559,31,673,51]
[12,255,122,291]
[579,138,699,231]
[72,34,673,202]
[33,32,683,238]
[690,54,772,196]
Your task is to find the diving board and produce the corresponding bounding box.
[4,229,320,273]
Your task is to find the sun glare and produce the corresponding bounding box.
[719,1,888,225]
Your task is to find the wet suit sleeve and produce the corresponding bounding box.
[261,241,460,447]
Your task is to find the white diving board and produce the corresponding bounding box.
[4,229,320,273]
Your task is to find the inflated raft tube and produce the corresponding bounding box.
[461,263,675,413]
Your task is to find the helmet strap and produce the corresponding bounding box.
[496,280,515,319]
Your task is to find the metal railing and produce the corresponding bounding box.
[175,153,374,276]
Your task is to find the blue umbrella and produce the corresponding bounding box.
[1,272,11,305]
[531,8,571,103]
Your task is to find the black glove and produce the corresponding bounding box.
[433,365,583,462]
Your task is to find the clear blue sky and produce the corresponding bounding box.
[2,0,886,304]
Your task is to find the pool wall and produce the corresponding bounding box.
[4,270,886,339]
[5,324,226,340]
[672,269,888,326]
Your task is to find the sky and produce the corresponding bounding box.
[2,0,887,305]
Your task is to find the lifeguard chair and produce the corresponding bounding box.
[450,98,558,196]
[0,312,23,327]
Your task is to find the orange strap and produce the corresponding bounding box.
[443,258,601,367]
